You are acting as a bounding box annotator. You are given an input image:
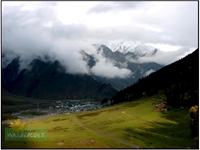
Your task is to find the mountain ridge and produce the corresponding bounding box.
[2,57,117,100]
[87,44,163,90]
[111,49,199,107]
[2,43,164,91]
[105,41,157,57]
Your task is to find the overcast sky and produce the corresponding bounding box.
[2,1,198,78]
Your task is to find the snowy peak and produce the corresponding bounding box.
[105,41,157,57]
[133,45,157,57]
[105,41,136,53]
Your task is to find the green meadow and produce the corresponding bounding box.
[2,95,195,148]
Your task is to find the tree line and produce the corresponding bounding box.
[110,49,199,108]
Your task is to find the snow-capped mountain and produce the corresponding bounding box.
[85,43,164,90]
[105,41,157,57]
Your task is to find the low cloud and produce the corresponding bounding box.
[2,16,132,78]
[126,47,196,65]
[90,48,132,78]
[2,2,198,79]
[144,69,155,77]
[90,61,133,79]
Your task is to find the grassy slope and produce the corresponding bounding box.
[2,90,55,120]
[2,95,195,148]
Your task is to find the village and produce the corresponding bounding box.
[52,100,103,114]
[11,99,112,119]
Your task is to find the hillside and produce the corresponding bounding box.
[2,57,117,100]
[2,95,196,148]
[111,49,199,107]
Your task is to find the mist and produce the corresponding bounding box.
[125,47,196,66]
[2,1,197,79]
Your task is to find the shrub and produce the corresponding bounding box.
[189,105,199,137]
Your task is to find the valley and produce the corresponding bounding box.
[1,49,198,149]
[2,95,195,148]
[2,2,198,149]
[2,90,102,121]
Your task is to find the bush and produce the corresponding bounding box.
[189,105,198,137]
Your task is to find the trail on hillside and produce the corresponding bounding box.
[71,114,139,148]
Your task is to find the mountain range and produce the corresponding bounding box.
[2,57,117,100]
[82,43,163,90]
[2,42,164,100]
[105,41,157,56]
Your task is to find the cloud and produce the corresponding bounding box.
[90,49,132,78]
[126,47,196,65]
[87,1,143,14]
[86,1,198,48]
[2,1,198,78]
[47,22,88,40]
[137,1,198,48]
[144,69,155,77]
[91,63,132,79]
[2,2,90,74]
[3,1,197,47]
[2,50,20,68]
[51,40,91,74]
[2,2,132,78]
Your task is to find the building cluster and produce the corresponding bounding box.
[52,100,102,113]
[11,100,109,118]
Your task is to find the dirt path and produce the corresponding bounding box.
[71,114,139,148]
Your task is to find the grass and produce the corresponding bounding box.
[2,93,55,120]
[1,95,41,120]
[1,113,19,120]
[2,94,196,148]
[20,111,49,118]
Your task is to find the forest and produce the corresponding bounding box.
[111,49,199,108]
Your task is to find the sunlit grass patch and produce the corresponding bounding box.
[2,95,196,148]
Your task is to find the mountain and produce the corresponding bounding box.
[105,41,157,57]
[83,44,163,90]
[2,42,164,96]
[2,57,117,100]
[2,57,20,87]
[111,49,199,108]
[80,50,96,68]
